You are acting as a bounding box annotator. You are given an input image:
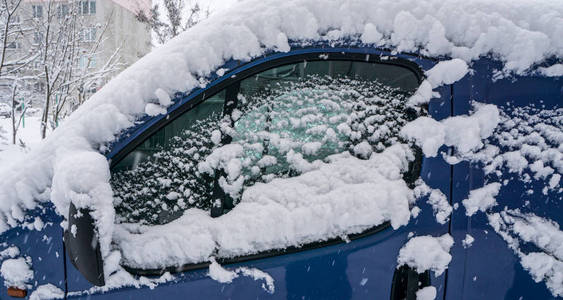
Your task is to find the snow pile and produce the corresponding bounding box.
[112,76,415,225]
[407,59,468,106]
[0,257,33,289]
[208,258,275,293]
[416,286,437,300]
[462,183,501,216]
[397,234,454,276]
[0,246,19,260]
[208,258,238,283]
[29,284,65,300]
[539,64,563,77]
[488,209,563,297]
[401,103,500,157]
[114,144,414,268]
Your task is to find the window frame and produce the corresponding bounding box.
[32,5,43,18]
[110,50,426,275]
[109,51,424,169]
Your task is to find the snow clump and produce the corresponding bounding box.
[397,234,454,276]
[208,258,275,294]
[401,103,500,157]
[0,257,33,289]
[416,286,437,300]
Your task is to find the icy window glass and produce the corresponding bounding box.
[110,60,421,226]
[111,91,227,224]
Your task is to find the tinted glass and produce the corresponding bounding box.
[110,59,420,225]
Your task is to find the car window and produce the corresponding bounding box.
[110,59,421,226]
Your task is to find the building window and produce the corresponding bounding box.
[32,5,43,18]
[33,59,42,70]
[79,55,96,69]
[6,41,20,49]
[33,32,43,45]
[10,15,21,24]
[57,4,69,19]
[82,27,97,42]
[80,0,96,15]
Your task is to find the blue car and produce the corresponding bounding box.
[0,1,561,300]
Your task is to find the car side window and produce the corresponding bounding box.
[110,58,421,226]
[111,91,227,224]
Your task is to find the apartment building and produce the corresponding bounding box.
[1,0,151,103]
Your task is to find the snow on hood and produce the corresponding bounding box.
[0,0,561,289]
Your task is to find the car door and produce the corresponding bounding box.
[0,203,66,299]
[65,48,454,300]
[446,58,562,300]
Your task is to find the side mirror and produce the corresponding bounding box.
[64,202,105,286]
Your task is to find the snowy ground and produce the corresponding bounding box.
[0,114,45,173]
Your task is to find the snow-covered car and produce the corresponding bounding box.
[0,0,561,299]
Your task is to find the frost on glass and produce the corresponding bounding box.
[111,72,421,226]
[111,111,226,224]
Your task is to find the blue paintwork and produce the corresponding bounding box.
[104,45,435,162]
[0,203,66,298]
[64,47,452,299]
[0,46,560,300]
[446,58,562,300]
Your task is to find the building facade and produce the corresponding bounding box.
[1,0,151,106]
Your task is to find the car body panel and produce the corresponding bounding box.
[0,204,66,298]
[446,58,562,300]
[65,46,453,299]
[1,47,560,300]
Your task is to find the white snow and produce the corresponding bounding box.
[360,23,383,44]
[0,246,19,260]
[236,266,275,294]
[0,0,560,292]
[424,59,468,88]
[400,117,444,157]
[520,252,563,297]
[462,234,475,248]
[207,258,275,293]
[416,286,437,300]
[154,88,172,107]
[208,258,237,283]
[488,209,563,297]
[0,0,560,238]
[397,234,453,276]
[427,189,452,225]
[462,183,501,216]
[29,284,65,300]
[401,103,500,157]
[115,144,414,269]
[145,103,167,116]
[548,174,560,190]
[0,257,33,289]
[539,64,563,77]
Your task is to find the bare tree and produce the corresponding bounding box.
[136,0,209,45]
[9,80,29,144]
[32,1,123,138]
[0,0,23,78]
